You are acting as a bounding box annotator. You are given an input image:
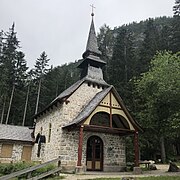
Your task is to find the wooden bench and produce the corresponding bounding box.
[139,160,150,169]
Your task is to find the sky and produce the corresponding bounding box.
[0,0,175,69]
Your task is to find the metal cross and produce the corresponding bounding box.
[90,4,96,14]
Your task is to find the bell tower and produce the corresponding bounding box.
[78,11,108,86]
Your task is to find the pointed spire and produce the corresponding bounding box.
[78,11,108,86]
[82,13,102,59]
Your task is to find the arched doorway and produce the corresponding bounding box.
[86,136,103,171]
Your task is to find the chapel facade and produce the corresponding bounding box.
[31,13,142,172]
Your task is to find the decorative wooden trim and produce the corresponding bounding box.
[98,104,110,108]
[98,104,122,110]
[77,126,84,166]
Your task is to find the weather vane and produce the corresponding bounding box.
[90,4,95,16]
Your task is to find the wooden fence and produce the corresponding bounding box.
[0,157,61,180]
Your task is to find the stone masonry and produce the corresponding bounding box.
[32,81,126,171]
[0,143,31,163]
[32,82,102,163]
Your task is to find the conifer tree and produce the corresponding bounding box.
[97,24,114,81]
[138,18,161,73]
[0,24,28,124]
[109,26,136,100]
[171,0,180,52]
[31,51,50,114]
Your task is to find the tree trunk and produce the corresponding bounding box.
[1,96,6,124]
[35,78,42,115]
[22,85,30,126]
[55,83,58,97]
[6,84,15,124]
[160,136,166,163]
[124,44,127,83]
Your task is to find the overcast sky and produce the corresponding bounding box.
[0,0,174,69]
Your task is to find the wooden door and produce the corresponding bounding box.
[86,136,103,171]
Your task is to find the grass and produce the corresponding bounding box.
[138,177,180,180]
[88,177,180,180]
[45,176,66,179]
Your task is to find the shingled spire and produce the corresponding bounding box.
[78,12,107,85]
[82,16,102,58]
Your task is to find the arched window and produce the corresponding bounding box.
[112,114,130,129]
[90,112,110,127]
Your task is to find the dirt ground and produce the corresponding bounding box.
[61,164,180,180]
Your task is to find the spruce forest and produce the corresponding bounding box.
[0,1,180,162]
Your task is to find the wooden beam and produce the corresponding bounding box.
[110,92,112,128]
[77,125,84,166]
[83,125,135,135]
[134,131,139,167]
[98,104,122,110]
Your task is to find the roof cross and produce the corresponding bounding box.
[90,4,95,16]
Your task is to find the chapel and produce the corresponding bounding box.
[31,12,142,172]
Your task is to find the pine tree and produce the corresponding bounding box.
[109,26,136,99]
[171,0,180,52]
[97,24,114,81]
[173,0,180,16]
[159,25,172,51]
[138,18,161,74]
[31,51,50,114]
[0,24,28,125]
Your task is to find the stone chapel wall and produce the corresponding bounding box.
[32,82,103,163]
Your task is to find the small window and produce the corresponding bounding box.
[21,146,32,161]
[0,144,13,158]
[48,123,52,143]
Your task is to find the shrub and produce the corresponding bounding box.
[32,164,56,177]
[0,162,33,176]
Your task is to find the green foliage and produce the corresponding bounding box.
[138,18,161,73]
[173,0,180,16]
[32,51,50,79]
[108,26,137,105]
[0,162,57,179]
[171,0,180,53]
[31,164,55,177]
[0,3,179,163]
[87,177,180,180]
[135,51,180,161]
[138,177,180,180]
[0,23,28,125]
[0,162,33,176]
[97,24,114,81]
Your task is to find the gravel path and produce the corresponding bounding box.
[61,165,180,180]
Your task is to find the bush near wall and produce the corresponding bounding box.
[0,162,56,178]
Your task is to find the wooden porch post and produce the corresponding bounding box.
[134,131,139,167]
[77,125,84,166]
